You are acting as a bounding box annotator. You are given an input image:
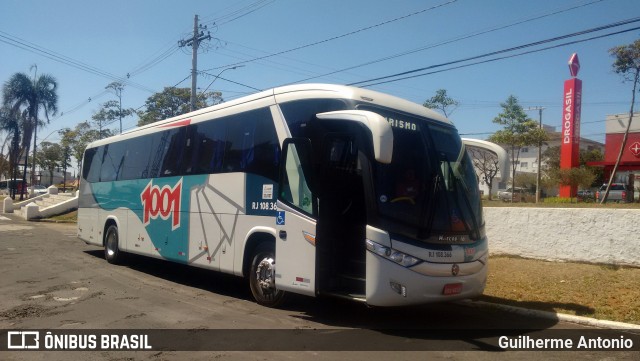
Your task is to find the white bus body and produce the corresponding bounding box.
[78,84,505,307]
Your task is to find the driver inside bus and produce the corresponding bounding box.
[394,168,421,204]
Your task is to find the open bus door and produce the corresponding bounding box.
[275,138,318,297]
[276,111,395,303]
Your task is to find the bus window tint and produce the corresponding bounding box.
[119,136,152,180]
[189,108,279,181]
[188,119,226,175]
[246,109,280,181]
[158,128,187,177]
[279,99,349,138]
[83,146,102,182]
[100,143,126,182]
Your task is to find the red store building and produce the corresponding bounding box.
[588,112,640,200]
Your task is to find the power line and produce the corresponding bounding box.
[0,30,156,94]
[200,0,275,28]
[350,18,640,87]
[203,0,458,72]
[200,72,262,91]
[127,44,181,78]
[289,0,607,84]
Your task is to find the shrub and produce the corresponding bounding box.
[543,197,574,204]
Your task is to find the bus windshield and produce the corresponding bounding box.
[363,107,483,244]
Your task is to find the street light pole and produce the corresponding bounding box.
[199,65,245,99]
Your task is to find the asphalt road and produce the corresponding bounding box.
[0,214,638,360]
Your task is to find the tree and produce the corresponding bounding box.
[36,141,64,186]
[423,89,459,118]
[63,121,106,176]
[0,107,17,178]
[2,69,58,199]
[488,95,548,200]
[514,172,538,193]
[0,106,22,198]
[542,145,604,190]
[601,39,640,203]
[137,87,223,126]
[556,167,596,201]
[92,100,135,137]
[105,82,127,133]
[579,148,605,187]
[58,128,73,191]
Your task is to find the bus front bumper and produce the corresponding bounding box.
[365,251,488,307]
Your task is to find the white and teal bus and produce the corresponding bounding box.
[78,84,507,307]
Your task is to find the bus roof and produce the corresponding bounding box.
[272,83,451,125]
[86,84,452,149]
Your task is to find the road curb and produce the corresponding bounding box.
[456,300,640,330]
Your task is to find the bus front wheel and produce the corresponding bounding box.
[249,245,285,307]
[104,224,123,264]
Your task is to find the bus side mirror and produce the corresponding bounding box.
[316,110,393,164]
[462,138,510,182]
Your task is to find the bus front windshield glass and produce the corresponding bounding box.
[364,107,483,243]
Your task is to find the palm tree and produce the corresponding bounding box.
[2,69,58,199]
[0,107,23,198]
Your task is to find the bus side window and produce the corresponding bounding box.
[224,108,278,178]
[119,137,152,180]
[83,146,103,183]
[160,128,188,177]
[225,114,252,173]
[100,143,126,182]
[245,108,280,181]
[187,119,226,175]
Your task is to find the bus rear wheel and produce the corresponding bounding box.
[104,224,123,264]
[249,245,285,307]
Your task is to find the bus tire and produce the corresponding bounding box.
[249,244,285,307]
[104,224,123,264]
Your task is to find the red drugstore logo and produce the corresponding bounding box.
[141,178,182,230]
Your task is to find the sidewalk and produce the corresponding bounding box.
[459,300,640,330]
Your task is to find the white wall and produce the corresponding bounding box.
[485,207,640,267]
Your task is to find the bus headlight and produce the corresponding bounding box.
[366,240,421,267]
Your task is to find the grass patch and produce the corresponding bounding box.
[47,210,78,222]
[482,255,640,324]
[483,199,640,209]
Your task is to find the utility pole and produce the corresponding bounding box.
[179,15,211,112]
[106,82,124,134]
[526,106,545,203]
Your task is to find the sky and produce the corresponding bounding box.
[2,0,640,166]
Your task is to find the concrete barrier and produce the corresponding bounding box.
[2,197,13,213]
[485,207,640,267]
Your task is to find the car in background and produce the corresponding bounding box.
[498,187,533,202]
[577,189,595,202]
[28,185,48,195]
[0,179,26,195]
[596,183,632,203]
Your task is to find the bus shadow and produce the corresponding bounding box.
[83,249,568,350]
[83,250,253,301]
[282,296,566,351]
[479,295,596,317]
[286,295,561,329]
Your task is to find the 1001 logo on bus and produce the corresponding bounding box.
[140,179,182,230]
